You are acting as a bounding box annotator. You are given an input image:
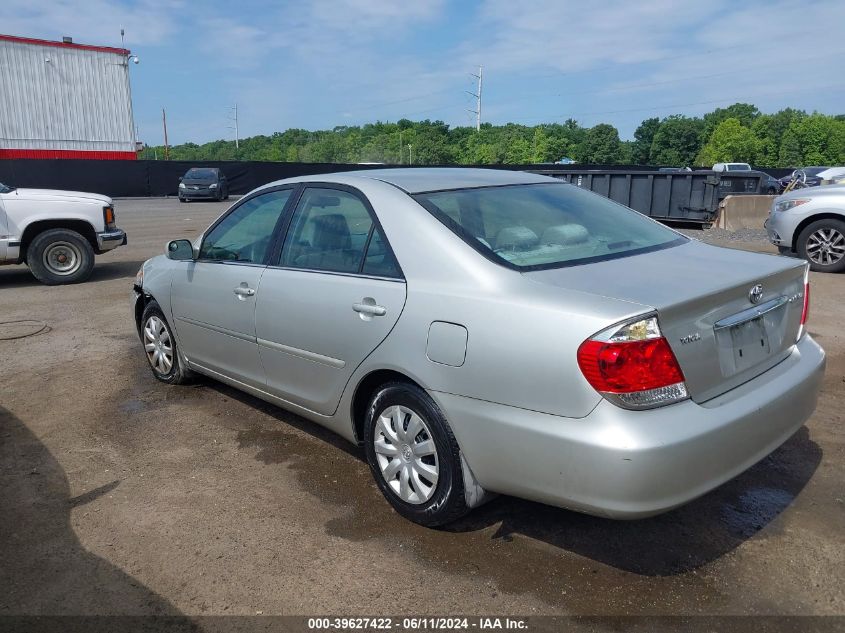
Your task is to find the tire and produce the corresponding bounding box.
[364,382,469,527]
[140,300,193,384]
[27,228,95,285]
[179,197,186,203]
[223,188,230,200]
[797,218,845,273]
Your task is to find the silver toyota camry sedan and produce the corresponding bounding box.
[132,168,825,526]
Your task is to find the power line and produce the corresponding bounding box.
[490,48,845,111]
[525,81,845,123]
[331,28,832,118]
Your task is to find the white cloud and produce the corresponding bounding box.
[460,0,715,74]
[0,0,182,47]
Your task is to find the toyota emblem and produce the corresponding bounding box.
[749,284,764,304]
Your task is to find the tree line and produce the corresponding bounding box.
[144,103,845,168]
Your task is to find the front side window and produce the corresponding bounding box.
[199,189,291,263]
[415,183,686,270]
[280,188,392,275]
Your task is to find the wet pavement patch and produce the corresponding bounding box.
[225,383,822,612]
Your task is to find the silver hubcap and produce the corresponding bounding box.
[807,228,845,266]
[374,405,439,505]
[143,316,174,375]
[43,241,81,275]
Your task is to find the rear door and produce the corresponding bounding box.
[170,187,294,388]
[254,185,406,415]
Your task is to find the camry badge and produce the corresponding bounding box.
[680,332,701,345]
[749,284,764,304]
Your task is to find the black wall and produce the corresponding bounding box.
[0,159,792,198]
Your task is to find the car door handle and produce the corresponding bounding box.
[233,286,256,297]
[352,302,386,317]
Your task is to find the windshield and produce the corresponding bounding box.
[415,183,686,270]
[0,182,12,193]
[727,164,751,171]
[185,168,217,180]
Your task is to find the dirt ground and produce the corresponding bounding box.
[1,198,843,620]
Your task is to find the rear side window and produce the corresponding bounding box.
[279,188,401,278]
[415,183,686,270]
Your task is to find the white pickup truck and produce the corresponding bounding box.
[0,182,126,285]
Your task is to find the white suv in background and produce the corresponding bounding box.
[712,163,752,172]
[0,182,126,284]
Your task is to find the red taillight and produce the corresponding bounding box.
[801,281,810,326]
[577,337,685,394]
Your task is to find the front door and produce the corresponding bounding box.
[255,186,406,415]
[170,188,293,388]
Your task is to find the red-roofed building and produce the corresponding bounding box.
[0,34,138,160]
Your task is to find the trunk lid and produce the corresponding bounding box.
[526,240,807,403]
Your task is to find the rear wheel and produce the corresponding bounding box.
[364,382,469,527]
[141,301,192,384]
[27,228,95,285]
[797,218,845,273]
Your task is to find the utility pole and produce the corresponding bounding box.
[228,104,240,149]
[408,144,413,165]
[162,108,170,160]
[398,130,403,164]
[468,65,483,132]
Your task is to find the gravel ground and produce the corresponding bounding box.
[1,200,843,624]
[680,227,771,245]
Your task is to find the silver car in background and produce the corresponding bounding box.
[132,168,825,526]
[766,184,845,273]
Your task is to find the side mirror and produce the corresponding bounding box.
[166,239,195,261]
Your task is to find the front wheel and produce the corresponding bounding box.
[797,218,845,273]
[27,228,95,285]
[140,301,192,384]
[364,382,469,527]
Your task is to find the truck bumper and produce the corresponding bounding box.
[97,228,127,252]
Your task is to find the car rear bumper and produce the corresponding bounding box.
[431,334,825,519]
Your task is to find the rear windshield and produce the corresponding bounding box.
[185,168,217,179]
[727,164,751,171]
[415,183,686,270]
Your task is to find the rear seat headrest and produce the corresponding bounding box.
[496,226,539,250]
[541,223,589,246]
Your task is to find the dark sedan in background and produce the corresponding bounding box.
[778,166,831,193]
[178,167,229,202]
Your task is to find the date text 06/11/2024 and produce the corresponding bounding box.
[306,617,529,630]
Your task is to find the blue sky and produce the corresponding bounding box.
[3,0,844,145]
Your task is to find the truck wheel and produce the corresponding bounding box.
[797,219,845,273]
[27,229,95,285]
